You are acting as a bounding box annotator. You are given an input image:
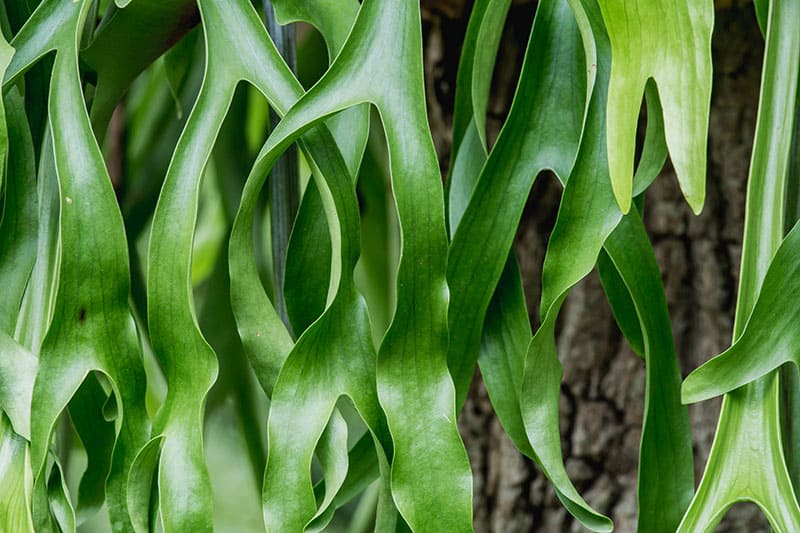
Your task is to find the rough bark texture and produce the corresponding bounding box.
[420,1,769,530]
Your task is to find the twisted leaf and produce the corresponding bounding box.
[5,3,151,531]
[446,0,614,529]
[230,0,472,529]
[274,0,370,336]
[601,210,694,532]
[679,0,800,529]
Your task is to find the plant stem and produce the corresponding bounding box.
[678,0,800,528]
[263,0,299,331]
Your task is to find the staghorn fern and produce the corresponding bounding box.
[0,0,797,531]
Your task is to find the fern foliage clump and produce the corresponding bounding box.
[0,0,798,531]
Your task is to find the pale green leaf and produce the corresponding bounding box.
[597,0,713,213]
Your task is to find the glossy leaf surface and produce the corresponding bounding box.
[679,0,800,529]
[5,2,150,531]
[0,0,780,531]
[229,1,472,529]
[597,0,713,213]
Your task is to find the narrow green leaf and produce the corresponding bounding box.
[754,0,768,35]
[229,0,472,529]
[682,221,800,402]
[30,455,73,533]
[14,131,59,353]
[732,3,799,328]
[68,377,116,524]
[127,437,163,533]
[6,3,151,532]
[80,0,199,136]
[678,0,800,528]
[446,0,607,529]
[309,409,350,528]
[602,210,694,532]
[199,229,268,493]
[0,331,36,439]
[597,251,644,357]
[2,0,74,87]
[352,126,399,342]
[446,0,510,232]
[631,80,667,196]
[276,0,371,338]
[0,86,37,336]
[283,184,332,333]
[0,414,34,533]
[599,82,667,359]
[447,0,587,407]
[310,433,381,526]
[162,28,200,120]
[45,460,75,533]
[0,29,12,195]
[782,47,800,493]
[146,30,230,533]
[477,258,535,456]
[199,100,270,498]
[469,0,512,150]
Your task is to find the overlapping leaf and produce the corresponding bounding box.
[144,0,384,529]
[273,0,370,336]
[445,1,609,529]
[678,0,800,529]
[0,0,779,531]
[520,3,691,528]
[229,1,472,529]
[600,210,694,532]
[4,2,151,531]
[447,0,691,529]
[446,0,587,407]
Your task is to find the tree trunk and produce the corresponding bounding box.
[421,1,768,530]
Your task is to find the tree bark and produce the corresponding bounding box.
[421,1,768,530]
